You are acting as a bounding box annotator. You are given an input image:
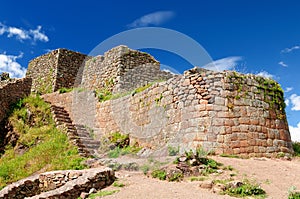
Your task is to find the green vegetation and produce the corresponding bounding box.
[113,181,125,188]
[167,145,180,156]
[151,169,167,180]
[168,172,183,182]
[102,132,141,158]
[223,179,266,198]
[220,154,240,158]
[293,142,300,156]
[134,82,154,93]
[189,176,207,182]
[87,190,120,199]
[107,146,141,158]
[58,87,73,94]
[288,186,300,199]
[0,95,86,189]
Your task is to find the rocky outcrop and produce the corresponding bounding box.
[0,167,115,199]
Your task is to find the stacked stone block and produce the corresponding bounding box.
[26,49,86,94]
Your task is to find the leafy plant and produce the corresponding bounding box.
[113,181,125,188]
[151,169,167,180]
[167,172,183,182]
[288,186,300,199]
[293,142,300,156]
[168,145,180,156]
[223,180,266,198]
[58,87,73,94]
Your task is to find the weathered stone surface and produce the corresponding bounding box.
[36,47,293,158]
[0,167,114,199]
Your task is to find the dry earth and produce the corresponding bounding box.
[96,156,300,199]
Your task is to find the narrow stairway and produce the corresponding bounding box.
[50,105,100,157]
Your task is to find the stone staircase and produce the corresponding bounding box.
[50,105,100,157]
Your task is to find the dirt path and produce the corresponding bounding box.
[97,157,300,199]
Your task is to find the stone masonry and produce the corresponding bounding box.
[43,65,293,158]
[95,67,292,157]
[0,167,115,199]
[81,45,174,93]
[0,78,32,123]
[26,49,86,94]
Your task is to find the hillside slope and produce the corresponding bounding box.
[0,94,87,189]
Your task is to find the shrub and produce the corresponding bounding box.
[151,169,167,180]
[223,180,266,197]
[168,145,180,156]
[293,142,300,156]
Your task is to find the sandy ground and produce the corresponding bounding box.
[97,157,300,199]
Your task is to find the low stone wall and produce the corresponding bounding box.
[0,167,115,199]
[0,78,32,123]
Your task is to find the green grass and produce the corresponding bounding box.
[107,146,141,158]
[189,176,207,182]
[113,181,125,188]
[0,95,87,189]
[58,87,73,94]
[87,190,120,199]
[220,154,240,158]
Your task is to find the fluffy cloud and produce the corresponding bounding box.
[256,71,274,79]
[127,11,175,28]
[0,22,48,42]
[281,45,300,53]
[203,56,242,71]
[290,94,300,111]
[278,61,288,67]
[0,53,26,78]
[289,123,300,142]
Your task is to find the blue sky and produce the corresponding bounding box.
[0,0,300,140]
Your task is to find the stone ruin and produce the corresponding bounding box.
[0,45,294,158]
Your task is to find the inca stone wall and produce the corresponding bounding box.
[26,49,86,94]
[81,45,174,93]
[0,168,115,199]
[95,68,292,157]
[0,78,32,123]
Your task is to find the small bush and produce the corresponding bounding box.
[151,169,167,180]
[288,186,300,199]
[167,172,183,182]
[224,180,266,197]
[113,181,125,187]
[168,145,180,156]
[293,142,300,156]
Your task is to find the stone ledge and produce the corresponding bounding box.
[0,167,115,199]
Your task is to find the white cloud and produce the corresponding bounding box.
[203,56,242,71]
[0,53,26,78]
[127,11,175,28]
[290,94,300,111]
[281,45,300,53]
[0,22,49,42]
[285,99,290,107]
[289,123,300,142]
[29,25,49,42]
[7,27,30,40]
[278,61,288,67]
[286,87,293,92]
[256,71,274,79]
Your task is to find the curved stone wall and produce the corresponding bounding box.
[95,68,292,157]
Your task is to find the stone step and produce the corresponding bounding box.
[79,139,100,145]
